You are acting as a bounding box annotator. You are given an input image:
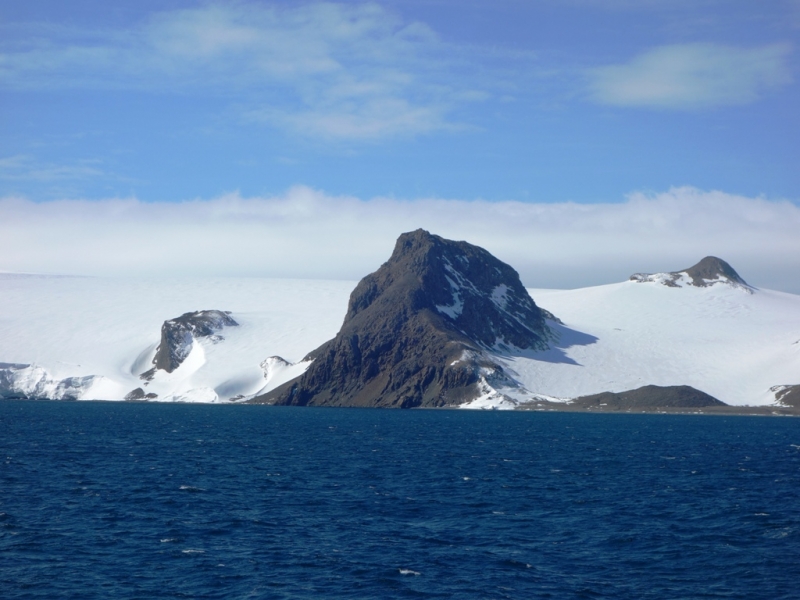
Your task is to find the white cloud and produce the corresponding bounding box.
[0,3,462,140]
[2,186,799,293]
[588,43,793,109]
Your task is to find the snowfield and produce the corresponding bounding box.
[0,275,352,403]
[1,273,798,407]
[509,280,800,407]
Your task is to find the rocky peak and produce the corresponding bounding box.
[682,256,749,287]
[630,256,752,291]
[255,229,551,408]
[142,309,238,378]
[346,229,549,351]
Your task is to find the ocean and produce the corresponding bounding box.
[1,401,798,599]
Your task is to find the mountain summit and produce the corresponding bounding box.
[630,256,752,291]
[255,229,552,408]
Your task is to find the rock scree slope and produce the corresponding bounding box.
[253,229,552,408]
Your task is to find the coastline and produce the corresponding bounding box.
[3,397,799,416]
[515,401,800,417]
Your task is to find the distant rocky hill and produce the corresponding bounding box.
[630,256,753,291]
[253,229,552,408]
[572,385,726,410]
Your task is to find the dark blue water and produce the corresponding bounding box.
[1,402,799,599]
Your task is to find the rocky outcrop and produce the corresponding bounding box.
[771,385,800,408]
[141,310,238,379]
[573,385,726,409]
[630,256,753,292]
[124,387,159,401]
[253,229,552,408]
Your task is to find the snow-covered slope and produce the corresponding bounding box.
[1,270,798,407]
[504,280,800,406]
[0,275,352,402]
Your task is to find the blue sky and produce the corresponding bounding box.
[1,1,800,290]
[2,0,797,202]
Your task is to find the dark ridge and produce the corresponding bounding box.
[774,385,800,408]
[141,310,238,378]
[573,385,726,409]
[253,229,551,408]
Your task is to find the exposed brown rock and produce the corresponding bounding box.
[573,385,726,409]
[253,229,551,408]
[140,309,238,380]
[773,385,800,408]
[124,387,158,401]
[630,256,752,290]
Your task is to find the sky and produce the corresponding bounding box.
[1,0,799,290]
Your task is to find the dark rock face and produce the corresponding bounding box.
[630,256,752,290]
[574,385,726,409]
[255,229,551,408]
[682,256,748,287]
[124,387,159,401]
[773,385,800,408]
[141,310,238,379]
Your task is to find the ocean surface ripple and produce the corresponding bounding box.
[1,401,799,599]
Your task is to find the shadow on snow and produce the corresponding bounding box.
[494,320,598,366]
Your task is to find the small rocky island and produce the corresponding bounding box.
[253,229,552,407]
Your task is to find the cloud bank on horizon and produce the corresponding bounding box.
[3,187,799,294]
[1,2,797,291]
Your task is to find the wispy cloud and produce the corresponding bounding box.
[248,98,455,140]
[0,155,105,181]
[587,43,793,109]
[2,187,799,293]
[0,3,467,140]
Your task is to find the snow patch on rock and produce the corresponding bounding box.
[258,356,313,394]
[630,256,754,293]
[435,261,470,319]
[631,271,753,293]
[491,284,510,310]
